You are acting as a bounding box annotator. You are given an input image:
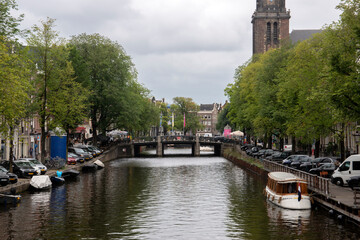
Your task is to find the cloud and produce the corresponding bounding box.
[16,0,341,104]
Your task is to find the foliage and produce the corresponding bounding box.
[69,33,157,139]
[27,18,86,161]
[171,97,201,135]
[0,0,24,39]
[216,104,234,133]
[225,0,360,155]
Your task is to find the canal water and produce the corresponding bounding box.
[1,149,360,240]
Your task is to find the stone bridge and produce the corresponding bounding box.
[132,136,225,157]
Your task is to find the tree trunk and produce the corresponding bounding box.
[280,137,284,151]
[291,137,296,155]
[40,125,46,163]
[315,139,320,158]
[92,118,98,147]
[268,135,272,149]
[340,123,345,161]
[9,126,14,173]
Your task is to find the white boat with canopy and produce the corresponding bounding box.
[265,172,311,210]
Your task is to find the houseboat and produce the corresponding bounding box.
[265,172,311,210]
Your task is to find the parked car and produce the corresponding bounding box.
[282,155,311,167]
[331,154,360,186]
[0,165,18,184]
[312,157,340,167]
[74,145,97,157]
[260,149,275,160]
[241,144,254,151]
[347,176,360,190]
[19,158,47,175]
[0,160,38,178]
[86,145,103,155]
[0,171,10,186]
[68,152,85,164]
[266,151,290,162]
[299,160,318,172]
[67,153,77,165]
[68,147,93,161]
[290,156,312,169]
[309,163,337,178]
[246,147,260,156]
[252,149,266,159]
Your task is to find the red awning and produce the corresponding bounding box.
[75,127,86,133]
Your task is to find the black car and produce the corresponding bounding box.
[267,151,290,162]
[309,163,336,178]
[0,171,10,186]
[282,155,311,167]
[68,147,93,161]
[246,147,260,156]
[0,166,18,184]
[0,160,38,178]
[252,149,267,159]
[290,156,312,169]
[313,157,340,167]
[347,176,360,190]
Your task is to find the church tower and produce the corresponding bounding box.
[252,0,290,54]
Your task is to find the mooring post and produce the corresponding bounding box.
[156,136,163,157]
[194,135,200,156]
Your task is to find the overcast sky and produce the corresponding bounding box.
[15,0,342,104]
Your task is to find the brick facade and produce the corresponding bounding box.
[252,0,290,54]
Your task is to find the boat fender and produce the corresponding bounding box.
[337,214,343,221]
[278,197,282,203]
[310,197,314,205]
[272,196,275,201]
[329,210,334,216]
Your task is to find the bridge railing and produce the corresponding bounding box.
[263,160,330,196]
[133,136,156,143]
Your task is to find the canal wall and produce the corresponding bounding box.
[0,143,132,195]
[222,146,267,177]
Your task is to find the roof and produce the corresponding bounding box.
[290,29,322,44]
[199,104,215,111]
[268,172,306,183]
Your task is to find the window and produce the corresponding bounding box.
[353,161,360,170]
[273,22,278,44]
[340,161,350,171]
[266,22,271,44]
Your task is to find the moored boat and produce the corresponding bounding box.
[93,160,104,169]
[0,193,21,205]
[265,172,311,210]
[82,163,98,172]
[30,175,52,190]
[62,169,80,179]
[50,176,65,186]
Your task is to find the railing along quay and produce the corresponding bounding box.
[263,159,330,196]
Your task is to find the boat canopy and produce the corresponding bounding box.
[268,172,307,184]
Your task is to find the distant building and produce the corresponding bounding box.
[290,29,322,44]
[252,0,290,54]
[197,103,221,137]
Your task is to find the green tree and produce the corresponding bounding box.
[69,33,155,141]
[0,0,24,39]
[171,97,201,135]
[0,40,31,170]
[216,104,234,134]
[27,18,81,162]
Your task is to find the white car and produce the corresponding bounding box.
[331,154,360,186]
[19,158,47,175]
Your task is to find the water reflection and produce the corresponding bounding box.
[266,202,311,235]
[1,154,360,239]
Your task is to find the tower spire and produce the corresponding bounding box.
[252,0,290,54]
